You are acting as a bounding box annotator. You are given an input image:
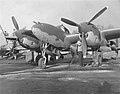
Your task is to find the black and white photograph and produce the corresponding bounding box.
[0,0,120,94]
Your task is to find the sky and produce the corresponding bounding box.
[0,0,120,34]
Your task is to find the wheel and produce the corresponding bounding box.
[35,55,42,65]
[38,57,46,69]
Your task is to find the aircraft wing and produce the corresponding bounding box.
[0,32,7,47]
[101,28,120,40]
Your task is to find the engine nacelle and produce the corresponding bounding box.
[20,37,39,49]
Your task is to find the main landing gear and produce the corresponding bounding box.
[35,52,48,69]
[35,43,49,69]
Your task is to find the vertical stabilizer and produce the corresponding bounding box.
[0,26,7,47]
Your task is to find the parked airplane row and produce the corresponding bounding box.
[0,6,120,68]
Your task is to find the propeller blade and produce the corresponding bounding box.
[61,18,79,26]
[11,16,19,30]
[88,6,108,23]
[81,32,87,58]
[0,25,4,32]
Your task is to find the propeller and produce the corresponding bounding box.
[11,16,40,49]
[61,6,108,29]
[88,6,108,24]
[81,32,87,58]
[11,16,19,30]
[61,6,108,58]
[61,18,79,27]
[61,18,81,33]
[11,16,23,57]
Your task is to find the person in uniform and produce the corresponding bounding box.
[76,41,84,67]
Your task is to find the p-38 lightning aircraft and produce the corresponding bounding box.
[2,16,63,63]
[24,6,119,69]
[1,17,44,61]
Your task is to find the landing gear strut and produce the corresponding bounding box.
[35,43,49,69]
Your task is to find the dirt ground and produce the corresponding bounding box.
[0,58,120,94]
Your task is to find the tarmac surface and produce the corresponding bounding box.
[0,59,120,94]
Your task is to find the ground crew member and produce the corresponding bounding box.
[76,41,84,67]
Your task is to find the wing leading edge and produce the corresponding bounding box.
[101,28,120,40]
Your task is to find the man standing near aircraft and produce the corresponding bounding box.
[76,41,84,67]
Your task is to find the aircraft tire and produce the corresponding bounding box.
[38,57,46,69]
[35,55,42,65]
